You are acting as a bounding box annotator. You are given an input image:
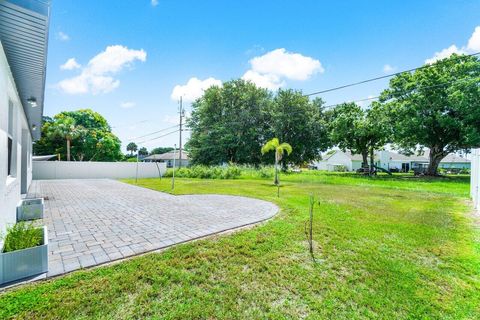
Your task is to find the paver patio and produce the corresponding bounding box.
[27,179,278,277]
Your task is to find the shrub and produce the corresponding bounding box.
[163,165,242,179]
[2,222,43,253]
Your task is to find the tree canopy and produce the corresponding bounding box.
[381,54,480,175]
[187,80,331,166]
[34,109,123,161]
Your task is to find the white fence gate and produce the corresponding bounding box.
[33,161,166,180]
[471,149,479,210]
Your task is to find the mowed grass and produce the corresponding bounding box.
[0,172,479,319]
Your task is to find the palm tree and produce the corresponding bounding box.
[47,117,85,161]
[261,138,292,185]
[126,142,138,156]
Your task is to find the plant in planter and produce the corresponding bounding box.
[0,222,48,285]
[17,198,44,221]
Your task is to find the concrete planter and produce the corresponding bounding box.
[17,198,44,221]
[0,226,48,285]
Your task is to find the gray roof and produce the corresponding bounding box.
[0,0,50,140]
[144,151,190,161]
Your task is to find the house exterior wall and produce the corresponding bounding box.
[439,162,471,169]
[325,151,353,171]
[471,149,479,210]
[0,43,33,235]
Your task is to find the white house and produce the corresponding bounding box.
[143,151,190,168]
[0,0,50,235]
[313,149,471,172]
[313,150,379,172]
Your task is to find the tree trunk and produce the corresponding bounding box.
[274,153,279,185]
[426,147,445,176]
[361,151,368,169]
[66,138,71,161]
[369,148,375,175]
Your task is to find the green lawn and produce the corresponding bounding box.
[1,172,479,319]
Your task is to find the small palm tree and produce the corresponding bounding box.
[261,138,292,185]
[47,117,85,161]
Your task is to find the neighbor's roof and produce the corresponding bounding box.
[382,150,428,162]
[144,151,190,161]
[0,0,51,140]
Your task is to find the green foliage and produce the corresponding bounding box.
[187,81,330,166]
[34,109,122,161]
[126,142,138,156]
[126,157,138,162]
[138,147,148,156]
[187,79,272,165]
[381,54,480,175]
[2,222,43,253]
[150,147,174,155]
[163,165,242,179]
[329,102,391,169]
[271,89,330,166]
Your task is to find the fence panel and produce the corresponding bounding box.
[33,161,166,180]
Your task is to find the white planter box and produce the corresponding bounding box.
[0,226,48,285]
[17,198,44,221]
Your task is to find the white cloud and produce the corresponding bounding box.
[242,48,323,89]
[467,26,480,51]
[425,26,480,64]
[171,77,222,102]
[151,0,159,6]
[120,101,136,109]
[425,45,465,64]
[60,58,81,70]
[249,48,323,81]
[382,64,396,73]
[242,70,283,90]
[57,31,70,41]
[57,45,147,95]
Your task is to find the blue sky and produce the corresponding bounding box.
[44,0,480,151]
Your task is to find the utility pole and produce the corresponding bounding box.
[178,96,184,168]
[172,144,176,190]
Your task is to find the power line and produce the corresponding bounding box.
[304,51,480,97]
[128,124,180,141]
[136,129,180,145]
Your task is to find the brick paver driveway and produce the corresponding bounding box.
[28,179,278,277]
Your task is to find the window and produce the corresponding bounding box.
[7,100,16,177]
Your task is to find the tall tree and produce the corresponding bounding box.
[187,79,272,165]
[34,109,122,161]
[329,102,391,173]
[138,147,148,156]
[46,116,86,161]
[126,142,138,156]
[270,89,330,167]
[381,54,480,175]
[261,138,292,185]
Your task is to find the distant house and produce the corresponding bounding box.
[143,151,190,168]
[312,150,379,172]
[312,149,470,172]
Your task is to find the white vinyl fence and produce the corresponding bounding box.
[471,149,479,210]
[33,161,166,180]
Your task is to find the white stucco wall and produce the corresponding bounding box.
[0,42,33,235]
[471,149,479,210]
[33,161,167,180]
[326,151,353,171]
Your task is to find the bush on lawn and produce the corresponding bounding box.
[164,165,242,179]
